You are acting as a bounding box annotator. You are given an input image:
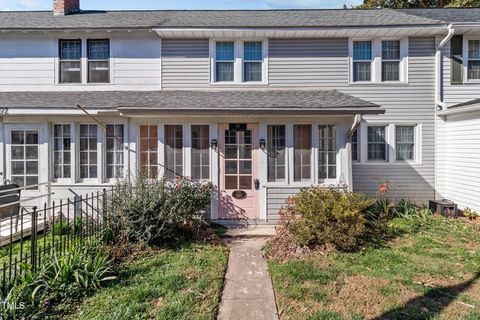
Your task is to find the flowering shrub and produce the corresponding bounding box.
[109,175,214,246]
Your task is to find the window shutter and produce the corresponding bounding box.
[451,35,464,85]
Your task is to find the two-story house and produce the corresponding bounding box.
[0,1,478,221]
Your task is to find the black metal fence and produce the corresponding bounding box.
[0,187,114,293]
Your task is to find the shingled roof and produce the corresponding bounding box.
[0,9,449,30]
[0,90,383,115]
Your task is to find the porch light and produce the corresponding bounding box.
[211,139,218,150]
[259,139,266,150]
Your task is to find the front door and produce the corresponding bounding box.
[218,124,259,220]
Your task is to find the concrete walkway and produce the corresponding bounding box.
[218,237,279,320]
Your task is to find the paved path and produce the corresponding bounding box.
[218,237,279,320]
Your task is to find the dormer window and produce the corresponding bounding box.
[211,40,267,84]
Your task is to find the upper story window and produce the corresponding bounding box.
[350,38,408,83]
[211,40,267,84]
[88,39,110,83]
[468,40,480,80]
[244,42,263,82]
[382,40,401,81]
[353,41,372,82]
[215,42,235,82]
[59,40,81,83]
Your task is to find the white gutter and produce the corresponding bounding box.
[437,104,480,116]
[435,24,455,111]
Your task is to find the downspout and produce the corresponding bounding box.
[345,114,362,192]
[435,24,455,111]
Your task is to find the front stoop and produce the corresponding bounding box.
[218,237,279,320]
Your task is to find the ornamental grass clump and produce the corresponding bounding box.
[109,175,214,246]
[287,187,373,252]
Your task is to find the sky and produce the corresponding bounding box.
[0,0,365,11]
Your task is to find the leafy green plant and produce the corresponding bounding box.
[109,175,214,246]
[286,187,373,252]
[392,200,433,221]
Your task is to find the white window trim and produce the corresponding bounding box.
[55,37,114,86]
[317,124,338,185]
[463,36,480,83]
[189,124,212,181]
[51,123,73,184]
[265,124,288,185]
[104,122,127,183]
[76,123,102,184]
[209,39,268,85]
[349,37,408,84]
[356,122,422,165]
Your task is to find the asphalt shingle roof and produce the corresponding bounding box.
[0,9,447,30]
[0,90,382,114]
[399,8,480,23]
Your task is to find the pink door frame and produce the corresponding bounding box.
[218,123,259,220]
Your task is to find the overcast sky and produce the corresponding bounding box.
[0,0,364,11]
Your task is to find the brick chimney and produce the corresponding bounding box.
[53,0,80,15]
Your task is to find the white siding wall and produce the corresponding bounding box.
[0,31,161,91]
[436,111,480,212]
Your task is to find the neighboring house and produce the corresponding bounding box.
[0,1,479,221]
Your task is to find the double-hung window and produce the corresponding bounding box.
[88,39,110,83]
[244,42,263,82]
[353,41,372,82]
[367,126,387,161]
[79,124,98,179]
[468,40,480,80]
[351,129,358,161]
[53,124,71,179]
[318,125,336,180]
[139,125,158,179]
[382,40,401,81]
[59,40,81,83]
[215,42,234,82]
[267,125,286,182]
[165,125,183,179]
[396,126,415,161]
[106,124,124,179]
[191,125,210,181]
[293,125,312,182]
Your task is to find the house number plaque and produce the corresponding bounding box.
[232,190,247,200]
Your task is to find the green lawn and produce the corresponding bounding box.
[62,243,229,320]
[268,216,480,320]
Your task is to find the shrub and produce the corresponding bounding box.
[392,200,433,221]
[109,175,214,246]
[286,187,373,252]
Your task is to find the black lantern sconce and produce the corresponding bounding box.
[211,139,218,151]
[259,139,266,150]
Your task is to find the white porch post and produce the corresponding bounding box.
[259,123,267,221]
[210,123,219,220]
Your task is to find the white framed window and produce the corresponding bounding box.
[210,39,268,85]
[79,124,98,179]
[87,39,110,83]
[267,125,286,182]
[382,40,400,81]
[467,39,480,80]
[53,124,71,179]
[349,38,408,83]
[10,130,39,189]
[105,124,124,179]
[191,125,210,181]
[165,125,183,179]
[139,125,158,179]
[59,39,81,83]
[215,41,235,82]
[367,126,387,161]
[293,125,312,182]
[395,126,415,161]
[318,125,336,181]
[353,41,372,82]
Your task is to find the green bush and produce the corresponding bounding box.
[1,241,115,319]
[286,187,373,252]
[109,175,214,246]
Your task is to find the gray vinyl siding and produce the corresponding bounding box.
[266,187,302,221]
[441,38,480,106]
[268,37,436,204]
[161,39,210,88]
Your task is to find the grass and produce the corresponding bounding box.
[62,242,229,320]
[268,216,480,320]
